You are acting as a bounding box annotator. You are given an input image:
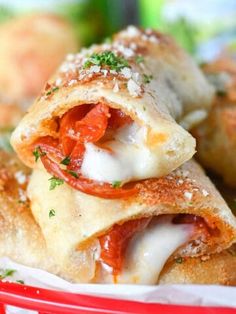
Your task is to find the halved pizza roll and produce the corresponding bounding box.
[11,26,214,199]
[159,244,236,286]
[28,160,236,284]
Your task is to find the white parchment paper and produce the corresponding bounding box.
[0,257,235,310]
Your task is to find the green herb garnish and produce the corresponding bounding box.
[136,55,144,64]
[33,147,46,162]
[46,86,59,96]
[112,181,121,188]
[16,280,24,284]
[48,176,64,190]
[60,156,71,166]
[67,170,79,178]
[103,37,112,44]
[217,90,227,97]
[49,209,56,218]
[175,257,183,264]
[143,74,153,84]
[83,51,129,71]
[0,269,16,279]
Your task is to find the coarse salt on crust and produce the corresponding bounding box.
[68,79,77,86]
[127,79,142,97]
[202,189,209,197]
[124,25,141,37]
[55,78,62,86]
[184,191,193,200]
[117,45,134,58]
[18,188,27,202]
[113,82,119,93]
[101,69,108,77]
[89,65,101,73]
[14,171,26,185]
[121,67,132,79]
[110,69,118,75]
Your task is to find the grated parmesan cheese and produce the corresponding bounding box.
[127,79,141,97]
[121,67,132,79]
[184,191,193,200]
[113,82,119,93]
[14,171,26,185]
[202,189,209,197]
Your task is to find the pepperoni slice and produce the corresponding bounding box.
[40,153,137,199]
[99,218,150,275]
[60,105,89,156]
[75,103,109,143]
[108,108,133,129]
[33,136,63,162]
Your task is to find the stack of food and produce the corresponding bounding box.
[0,26,235,286]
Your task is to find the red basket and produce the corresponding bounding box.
[0,282,235,314]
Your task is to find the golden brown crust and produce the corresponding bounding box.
[159,245,236,286]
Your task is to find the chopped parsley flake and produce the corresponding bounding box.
[60,156,71,166]
[175,257,183,264]
[18,200,26,204]
[103,37,112,44]
[136,55,144,64]
[48,176,64,190]
[67,170,79,178]
[83,51,129,71]
[46,86,59,96]
[33,147,46,162]
[112,181,121,188]
[49,209,56,218]
[217,90,227,97]
[143,74,153,84]
[16,280,24,284]
[0,269,16,279]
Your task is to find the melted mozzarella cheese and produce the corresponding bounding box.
[81,123,160,183]
[115,216,194,284]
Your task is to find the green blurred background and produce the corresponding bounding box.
[0,0,236,61]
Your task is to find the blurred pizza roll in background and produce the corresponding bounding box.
[192,56,236,187]
[0,13,78,107]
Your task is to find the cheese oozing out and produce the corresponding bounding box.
[97,215,194,284]
[81,122,160,184]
